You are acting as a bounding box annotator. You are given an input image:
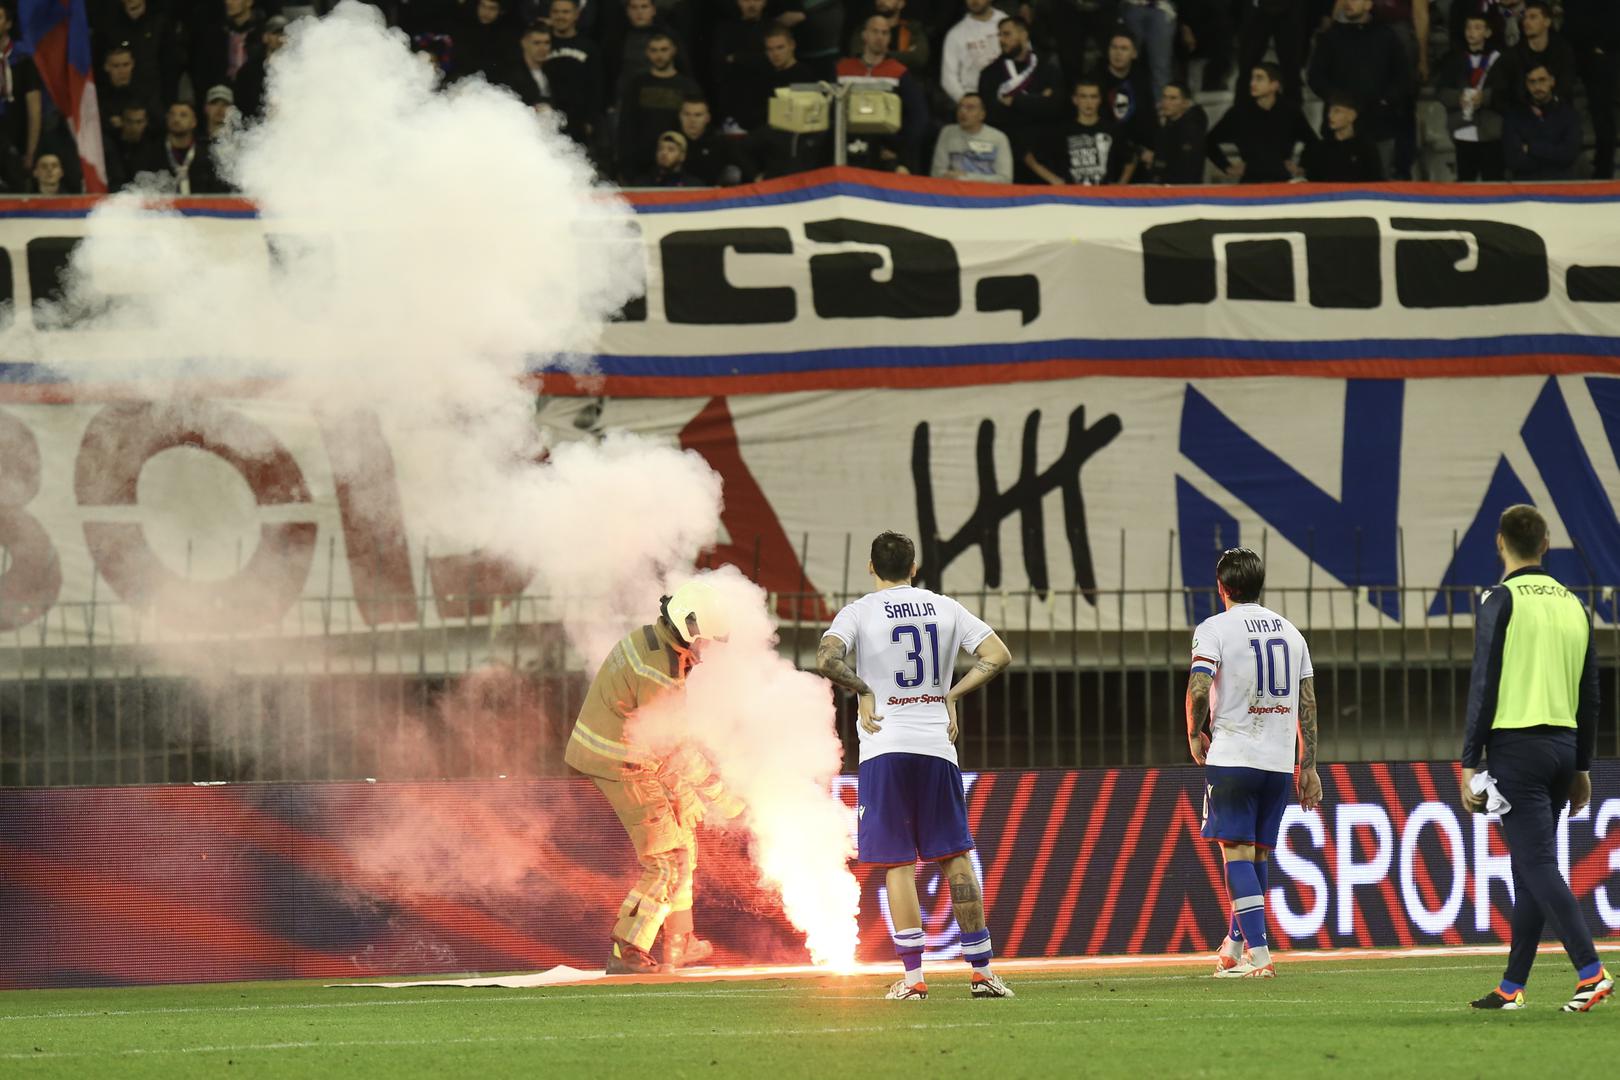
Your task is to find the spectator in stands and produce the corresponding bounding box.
[1301,93,1384,180]
[547,0,605,144]
[776,0,843,79]
[1116,0,1175,99]
[1097,29,1157,152]
[202,85,238,141]
[1365,0,1428,179]
[1205,62,1316,181]
[192,0,266,101]
[1307,0,1406,176]
[1438,12,1506,181]
[931,90,1013,181]
[675,96,736,183]
[99,46,161,131]
[1564,0,1619,179]
[1026,77,1136,185]
[711,0,770,133]
[630,129,702,184]
[1451,0,1519,50]
[612,0,688,90]
[501,23,555,107]
[109,103,156,189]
[1503,63,1580,180]
[29,150,66,194]
[850,0,929,74]
[1145,79,1208,182]
[1502,0,1575,108]
[1237,0,1306,101]
[98,0,180,103]
[148,101,227,194]
[0,3,43,173]
[455,0,517,81]
[232,15,285,119]
[977,16,1063,181]
[836,14,927,172]
[762,21,815,95]
[941,0,1006,104]
[1175,0,1235,92]
[616,32,700,178]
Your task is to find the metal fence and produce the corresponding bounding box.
[2,583,1617,787]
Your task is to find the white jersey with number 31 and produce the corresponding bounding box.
[1190,603,1313,775]
[823,585,993,766]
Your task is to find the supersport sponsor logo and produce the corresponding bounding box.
[1248,704,1293,716]
[888,693,947,706]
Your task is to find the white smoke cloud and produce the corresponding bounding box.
[11,1,721,627]
[0,2,863,971]
[633,567,862,970]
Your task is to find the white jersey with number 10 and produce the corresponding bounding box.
[1190,602,1313,775]
[823,585,993,767]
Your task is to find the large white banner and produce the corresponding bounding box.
[2,373,1617,640]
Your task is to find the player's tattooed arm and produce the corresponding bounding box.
[1299,676,1319,770]
[816,635,871,697]
[1186,671,1213,764]
[946,633,1012,701]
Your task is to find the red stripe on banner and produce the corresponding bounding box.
[620,166,1620,205]
[1406,762,1472,945]
[533,354,1620,398]
[1,845,336,978]
[1128,789,1210,954]
[1369,762,1462,946]
[981,773,1038,917]
[1165,897,1207,955]
[1003,772,1078,957]
[1329,764,1413,948]
[1045,769,1117,954]
[967,772,996,839]
[136,788,556,963]
[1088,769,1158,954]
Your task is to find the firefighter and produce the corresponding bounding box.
[564,578,745,975]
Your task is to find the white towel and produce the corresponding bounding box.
[1470,770,1511,815]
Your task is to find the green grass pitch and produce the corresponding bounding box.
[4,955,1619,1078]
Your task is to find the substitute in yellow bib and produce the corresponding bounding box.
[1460,505,1610,1013]
[565,579,745,975]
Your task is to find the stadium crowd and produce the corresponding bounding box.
[6,0,1616,190]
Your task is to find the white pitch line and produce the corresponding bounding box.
[0,1006,1463,1062]
[0,960,1519,1024]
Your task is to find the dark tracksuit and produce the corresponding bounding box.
[1461,566,1602,987]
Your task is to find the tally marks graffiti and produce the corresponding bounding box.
[912,406,1123,600]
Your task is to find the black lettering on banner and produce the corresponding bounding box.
[25,237,82,323]
[660,227,796,324]
[912,405,1123,600]
[975,274,1041,326]
[1567,266,1620,303]
[1226,240,1296,303]
[804,219,960,319]
[1141,217,1380,308]
[1390,218,1548,308]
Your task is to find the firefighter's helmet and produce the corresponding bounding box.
[666,579,730,646]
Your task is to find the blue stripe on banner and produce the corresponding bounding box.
[545,333,1620,379]
[628,179,1620,214]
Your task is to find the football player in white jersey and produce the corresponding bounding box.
[818,531,1014,1001]
[1187,548,1322,978]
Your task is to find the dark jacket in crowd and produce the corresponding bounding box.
[977,49,1065,163]
[1502,34,1580,107]
[546,33,606,141]
[1502,95,1582,180]
[190,9,266,97]
[1302,129,1385,181]
[1151,104,1209,183]
[1306,18,1408,141]
[1097,61,1157,150]
[616,69,702,176]
[1205,98,1317,182]
[710,15,770,129]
